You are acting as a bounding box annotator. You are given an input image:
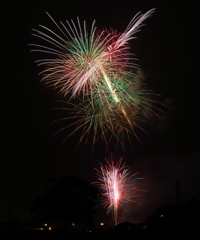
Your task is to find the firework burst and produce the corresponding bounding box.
[30,9,163,148]
[94,155,145,225]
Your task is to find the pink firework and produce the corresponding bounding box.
[94,155,145,225]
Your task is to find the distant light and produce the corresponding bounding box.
[40,228,43,230]
[100,222,104,226]
[72,223,75,226]
[48,227,52,230]
[160,215,164,217]
[44,223,48,226]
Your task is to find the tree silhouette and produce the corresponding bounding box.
[30,175,99,229]
[145,197,200,239]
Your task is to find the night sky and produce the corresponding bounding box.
[1,0,200,225]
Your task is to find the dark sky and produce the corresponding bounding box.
[1,0,200,225]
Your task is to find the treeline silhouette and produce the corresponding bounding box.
[1,175,200,239]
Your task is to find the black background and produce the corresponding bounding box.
[1,0,199,224]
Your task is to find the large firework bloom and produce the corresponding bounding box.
[31,9,163,147]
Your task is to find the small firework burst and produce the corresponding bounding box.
[94,155,145,225]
